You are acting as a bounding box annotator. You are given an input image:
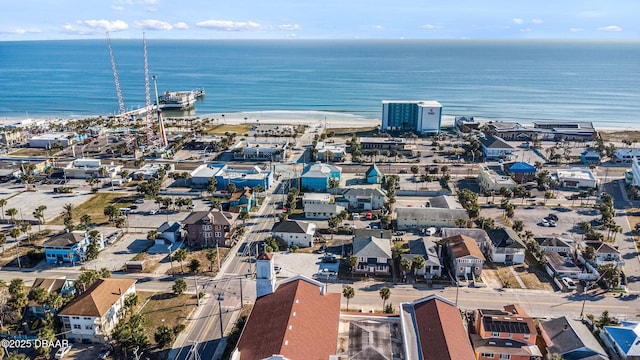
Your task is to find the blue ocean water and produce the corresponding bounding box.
[0,39,638,128]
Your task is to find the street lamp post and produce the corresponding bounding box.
[168,244,174,277]
[216,293,224,338]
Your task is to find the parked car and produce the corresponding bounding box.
[274,266,282,274]
[547,213,559,221]
[55,345,73,359]
[134,198,145,204]
[561,277,576,290]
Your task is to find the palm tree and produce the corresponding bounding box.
[9,226,21,256]
[0,232,6,254]
[5,208,17,224]
[146,230,158,241]
[342,286,355,312]
[379,287,391,309]
[0,198,7,220]
[205,249,216,272]
[63,204,73,219]
[172,248,187,273]
[413,256,426,276]
[238,210,250,226]
[400,258,412,276]
[80,214,92,229]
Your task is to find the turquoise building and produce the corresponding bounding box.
[301,163,342,192]
[365,163,383,184]
[42,231,104,265]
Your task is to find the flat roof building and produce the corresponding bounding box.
[381,100,442,134]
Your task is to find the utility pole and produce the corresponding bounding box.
[216,293,224,338]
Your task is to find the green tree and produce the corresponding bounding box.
[238,209,250,225]
[154,324,175,348]
[146,229,158,241]
[188,258,201,273]
[0,232,7,254]
[413,256,426,274]
[342,285,355,311]
[400,258,412,275]
[80,214,92,229]
[36,314,56,357]
[31,286,49,306]
[206,249,217,272]
[379,287,391,309]
[173,278,187,295]
[512,220,525,233]
[5,208,17,224]
[172,248,187,273]
[0,198,6,220]
[111,313,149,357]
[598,263,622,290]
[349,256,359,271]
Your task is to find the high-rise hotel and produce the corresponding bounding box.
[381,100,442,134]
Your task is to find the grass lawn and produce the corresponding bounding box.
[47,192,137,225]
[600,131,640,142]
[496,266,522,289]
[327,126,378,136]
[138,291,198,346]
[169,247,230,276]
[204,124,253,136]
[8,148,51,157]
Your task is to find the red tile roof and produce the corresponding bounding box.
[236,277,340,360]
[412,296,475,360]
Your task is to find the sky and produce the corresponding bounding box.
[1,0,638,41]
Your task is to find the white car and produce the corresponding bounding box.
[561,277,576,290]
[134,198,145,204]
[55,345,73,359]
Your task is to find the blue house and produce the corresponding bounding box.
[365,163,383,184]
[28,277,76,317]
[603,321,640,359]
[42,231,104,265]
[580,150,601,166]
[301,163,342,192]
[506,161,537,183]
[229,187,255,213]
[189,163,274,191]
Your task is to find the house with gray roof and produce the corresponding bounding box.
[304,202,345,220]
[534,236,574,255]
[400,238,442,278]
[353,236,392,276]
[539,316,608,360]
[479,134,515,159]
[271,220,317,248]
[486,228,526,264]
[341,187,386,211]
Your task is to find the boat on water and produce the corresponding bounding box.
[158,89,204,110]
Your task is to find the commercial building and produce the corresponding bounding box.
[615,148,640,163]
[58,278,136,343]
[395,195,469,230]
[133,163,174,180]
[232,140,289,161]
[28,133,77,148]
[190,163,274,191]
[63,158,120,179]
[477,165,516,193]
[632,157,640,188]
[486,121,597,142]
[315,141,346,162]
[359,137,408,151]
[381,100,443,134]
[554,168,598,189]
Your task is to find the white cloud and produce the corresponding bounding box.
[174,22,189,30]
[134,19,173,31]
[278,24,301,31]
[196,20,262,31]
[520,28,532,33]
[577,10,602,18]
[531,19,544,24]
[372,25,384,30]
[0,28,41,35]
[143,0,158,12]
[512,18,524,25]
[420,24,440,29]
[598,25,622,32]
[82,19,129,32]
[111,0,132,11]
[569,28,584,33]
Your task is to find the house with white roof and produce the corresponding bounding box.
[555,168,598,189]
[615,148,640,163]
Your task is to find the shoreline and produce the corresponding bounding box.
[0,110,636,133]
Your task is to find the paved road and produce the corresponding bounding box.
[606,180,640,292]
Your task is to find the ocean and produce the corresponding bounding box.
[0,39,638,128]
